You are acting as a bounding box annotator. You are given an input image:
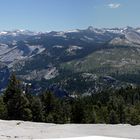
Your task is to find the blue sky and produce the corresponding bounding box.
[0,0,139,31]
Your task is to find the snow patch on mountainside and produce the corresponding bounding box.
[67,46,82,53]
[66,29,80,33]
[106,29,124,34]
[0,31,8,35]
[84,36,94,41]
[53,31,67,38]
[136,29,140,33]
[53,45,64,48]
[0,30,38,36]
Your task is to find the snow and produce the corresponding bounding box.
[93,29,106,34]
[136,29,140,33]
[67,46,82,53]
[54,32,67,38]
[11,33,17,36]
[84,36,94,41]
[53,45,64,48]
[0,31,8,35]
[87,27,124,34]
[0,30,38,37]
[50,136,138,140]
[0,120,139,140]
[106,29,123,34]
[65,29,79,33]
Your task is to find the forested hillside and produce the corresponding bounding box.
[0,74,140,125]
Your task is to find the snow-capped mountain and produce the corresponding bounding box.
[0,29,38,36]
[0,29,40,44]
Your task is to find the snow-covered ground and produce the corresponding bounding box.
[0,120,139,140]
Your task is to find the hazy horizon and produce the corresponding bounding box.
[0,0,140,31]
[0,26,140,33]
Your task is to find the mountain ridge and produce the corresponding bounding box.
[1,26,140,94]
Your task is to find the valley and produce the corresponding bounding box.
[1,27,140,95]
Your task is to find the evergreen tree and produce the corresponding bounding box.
[117,97,126,123]
[109,110,118,124]
[129,108,140,125]
[41,91,56,122]
[41,91,56,114]
[71,99,84,123]
[0,97,7,119]
[52,100,71,124]
[3,74,20,103]
[31,97,44,122]
[3,74,32,121]
[84,105,96,123]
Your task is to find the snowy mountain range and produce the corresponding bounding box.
[0,26,140,64]
[1,26,140,94]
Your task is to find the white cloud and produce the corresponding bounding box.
[108,3,121,9]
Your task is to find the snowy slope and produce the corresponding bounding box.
[0,120,139,139]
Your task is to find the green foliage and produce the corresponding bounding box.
[21,108,32,121]
[41,91,56,115]
[0,97,7,119]
[3,74,20,104]
[71,99,84,123]
[31,97,44,122]
[0,74,140,125]
[109,110,119,124]
[3,74,32,121]
[128,108,140,125]
[83,105,96,123]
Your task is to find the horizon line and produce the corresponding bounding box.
[0,26,140,32]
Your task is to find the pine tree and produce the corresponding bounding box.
[42,91,56,113]
[129,108,140,125]
[0,97,7,119]
[117,97,126,123]
[31,97,44,122]
[3,74,20,104]
[71,99,84,123]
[109,110,118,124]
[41,91,56,122]
[3,74,32,121]
[84,105,96,123]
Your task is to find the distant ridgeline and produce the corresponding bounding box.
[1,27,140,94]
[0,74,139,125]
